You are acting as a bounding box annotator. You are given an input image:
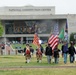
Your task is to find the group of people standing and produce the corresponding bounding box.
[62,41,76,64]
[45,44,60,64]
[23,44,43,63]
[23,41,76,64]
[45,41,76,64]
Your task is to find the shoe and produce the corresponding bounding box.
[25,61,27,63]
[39,60,41,63]
[37,60,39,63]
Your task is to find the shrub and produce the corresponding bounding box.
[70,33,76,43]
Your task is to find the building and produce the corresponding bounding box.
[0,6,76,43]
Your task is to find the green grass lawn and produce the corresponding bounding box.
[0,68,76,75]
[0,55,76,67]
[11,43,69,51]
[12,43,46,50]
[0,43,76,75]
[0,43,74,68]
[0,55,76,75]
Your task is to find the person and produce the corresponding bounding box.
[25,44,31,63]
[61,41,68,64]
[1,45,5,50]
[40,44,44,55]
[68,41,75,63]
[74,46,76,62]
[45,44,52,64]
[23,46,26,56]
[53,45,60,64]
[1,45,5,55]
[36,47,42,63]
[30,46,34,56]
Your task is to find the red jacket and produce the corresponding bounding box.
[36,49,42,55]
[26,49,30,54]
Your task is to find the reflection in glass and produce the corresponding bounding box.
[5,20,59,34]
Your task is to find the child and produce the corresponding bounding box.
[25,44,31,63]
[36,47,42,63]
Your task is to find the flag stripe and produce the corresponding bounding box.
[51,38,59,47]
[33,33,40,47]
[48,35,54,43]
[52,42,58,50]
[48,35,59,50]
[49,35,58,44]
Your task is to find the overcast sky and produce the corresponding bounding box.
[0,0,76,14]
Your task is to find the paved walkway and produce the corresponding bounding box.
[0,66,76,70]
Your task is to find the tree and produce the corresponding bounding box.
[70,33,75,42]
[0,21,4,36]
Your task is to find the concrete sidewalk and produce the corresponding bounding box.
[0,66,76,70]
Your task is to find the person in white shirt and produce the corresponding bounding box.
[74,46,76,62]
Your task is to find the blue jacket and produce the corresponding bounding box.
[62,44,68,53]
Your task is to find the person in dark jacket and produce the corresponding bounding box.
[68,42,75,63]
[45,44,52,64]
[54,46,60,64]
[61,41,68,64]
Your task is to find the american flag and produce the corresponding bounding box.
[48,21,59,50]
[33,33,40,47]
[48,34,59,50]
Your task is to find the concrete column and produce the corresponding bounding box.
[21,37,23,44]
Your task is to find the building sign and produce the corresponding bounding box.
[0,6,55,15]
[9,8,51,12]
